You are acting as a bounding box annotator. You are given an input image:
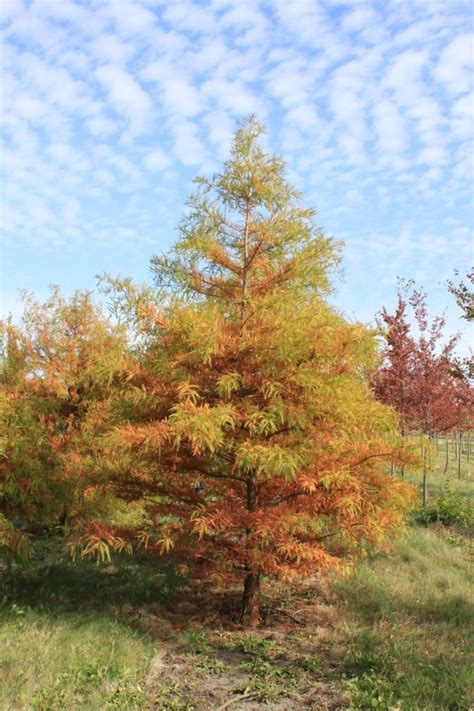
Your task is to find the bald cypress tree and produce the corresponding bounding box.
[95,117,414,625]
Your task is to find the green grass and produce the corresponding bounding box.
[0,445,472,709]
[2,527,473,710]
[336,527,473,709]
[334,446,474,710]
[404,433,474,505]
[5,549,187,614]
[0,543,188,710]
[0,609,154,710]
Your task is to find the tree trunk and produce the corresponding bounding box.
[240,199,250,329]
[400,424,405,477]
[422,445,428,506]
[443,434,449,474]
[457,432,462,479]
[467,431,471,464]
[240,471,260,626]
[240,572,261,627]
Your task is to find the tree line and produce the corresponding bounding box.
[1,118,472,624]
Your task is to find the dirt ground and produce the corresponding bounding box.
[130,576,348,710]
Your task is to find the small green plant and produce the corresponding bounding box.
[345,672,402,710]
[30,664,145,709]
[194,655,226,675]
[415,484,474,531]
[151,691,195,711]
[295,654,319,673]
[231,633,275,659]
[177,626,211,654]
[228,633,301,703]
[104,682,149,709]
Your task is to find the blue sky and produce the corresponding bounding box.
[1,0,473,353]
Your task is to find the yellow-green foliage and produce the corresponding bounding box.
[90,118,416,625]
[0,289,129,553]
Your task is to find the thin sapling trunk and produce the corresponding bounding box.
[422,445,428,506]
[444,434,449,474]
[458,432,462,479]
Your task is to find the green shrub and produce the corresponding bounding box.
[414,484,474,531]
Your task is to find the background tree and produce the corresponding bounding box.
[88,117,415,625]
[408,289,461,437]
[0,327,59,557]
[374,285,473,500]
[447,268,474,321]
[373,291,418,444]
[374,286,468,437]
[0,288,128,556]
[447,269,473,381]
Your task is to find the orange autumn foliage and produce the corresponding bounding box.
[0,289,128,553]
[85,118,416,625]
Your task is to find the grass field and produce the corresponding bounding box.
[404,433,473,504]
[1,448,473,710]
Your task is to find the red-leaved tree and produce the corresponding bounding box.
[375,285,473,499]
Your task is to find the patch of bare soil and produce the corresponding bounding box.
[144,647,343,709]
[136,576,348,710]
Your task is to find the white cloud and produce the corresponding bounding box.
[201,76,264,115]
[266,57,315,109]
[384,49,429,106]
[86,116,118,136]
[328,57,376,163]
[162,1,217,33]
[99,1,158,38]
[95,64,153,136]
[450,93,474,140]
[373,98,407,157]
[143,148,171,171]
[91,35,137,66]
[342,5,377,34]
[162,76,203,117]
[273,0,341,57]
[416,145,448,168]
[435,33,474,95]
[0,0,23,23]
[203,109,233,152]
[171,119,207,166]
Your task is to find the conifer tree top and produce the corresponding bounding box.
[151,115,339,311]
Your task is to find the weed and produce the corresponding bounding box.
[344,672,402,710]
[177,626,211,654]
[414,483,474,532]
[227,633,302,703]
[0,452,471,710]
[194,654,226,675]
[0,609,154,710]
[150,685,195,711]
[230,633,275,659]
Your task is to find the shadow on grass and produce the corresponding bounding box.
[1,546,189,622]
